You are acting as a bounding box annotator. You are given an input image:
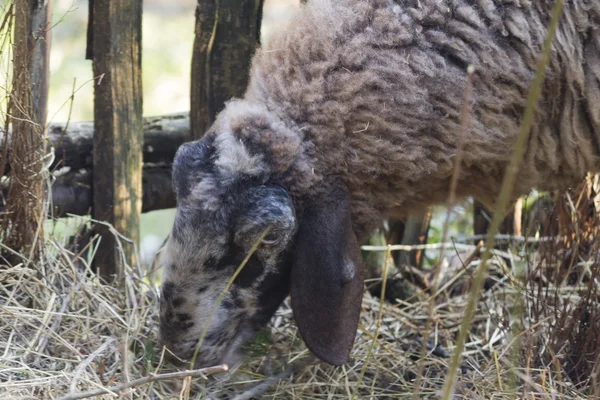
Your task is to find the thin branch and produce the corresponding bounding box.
[58,365,229,400]
[230,357,312,400]
[69,338,115,393]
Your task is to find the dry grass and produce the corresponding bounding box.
[2,179,600,399]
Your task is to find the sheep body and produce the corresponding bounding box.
[215,0,600,239]
[160,0,600,368]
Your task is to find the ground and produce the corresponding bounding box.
[1,0,599,398]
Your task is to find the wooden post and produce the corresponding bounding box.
[383,212,432,270]
[396,211,432,269]
[190,0,264,139]
[513,197,523,237]
[88,0,143,282]
[1,0,52,260]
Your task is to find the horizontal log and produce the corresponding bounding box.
[0,112,190,173]
[1,166,176,218]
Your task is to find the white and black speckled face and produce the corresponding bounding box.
[158,133,297,368]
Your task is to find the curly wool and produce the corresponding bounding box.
[209,0,600,240]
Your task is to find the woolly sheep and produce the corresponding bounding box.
[158,0,600,368]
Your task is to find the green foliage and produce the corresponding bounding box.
[241,329,273,358]
[131,337,158,370]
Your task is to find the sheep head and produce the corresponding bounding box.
[158,102,364,369]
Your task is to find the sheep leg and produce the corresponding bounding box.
[362,212,432,304]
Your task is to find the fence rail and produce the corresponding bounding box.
[0,113,189,173]
[0,113,189,219]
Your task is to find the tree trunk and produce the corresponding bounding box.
[1,0,52,261]
[88,0,143,282]
[190,0,264,139]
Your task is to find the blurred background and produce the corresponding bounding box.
[48,0,300,123]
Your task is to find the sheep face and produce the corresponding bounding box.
[158,136,297,368]
[159,108,366,368]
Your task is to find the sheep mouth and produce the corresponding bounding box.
[186,327,255,371]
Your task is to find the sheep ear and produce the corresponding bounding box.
[290,183,364,366]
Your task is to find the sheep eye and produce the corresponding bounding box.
[261,231,281,246]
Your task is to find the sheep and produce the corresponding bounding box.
[158,0,600,368]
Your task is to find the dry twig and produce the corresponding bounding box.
[58,365,228,400]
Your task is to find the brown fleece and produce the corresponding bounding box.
[206,0,600,240]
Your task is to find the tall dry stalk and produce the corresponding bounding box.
[412,64,475,399]
[441,1,565,398]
